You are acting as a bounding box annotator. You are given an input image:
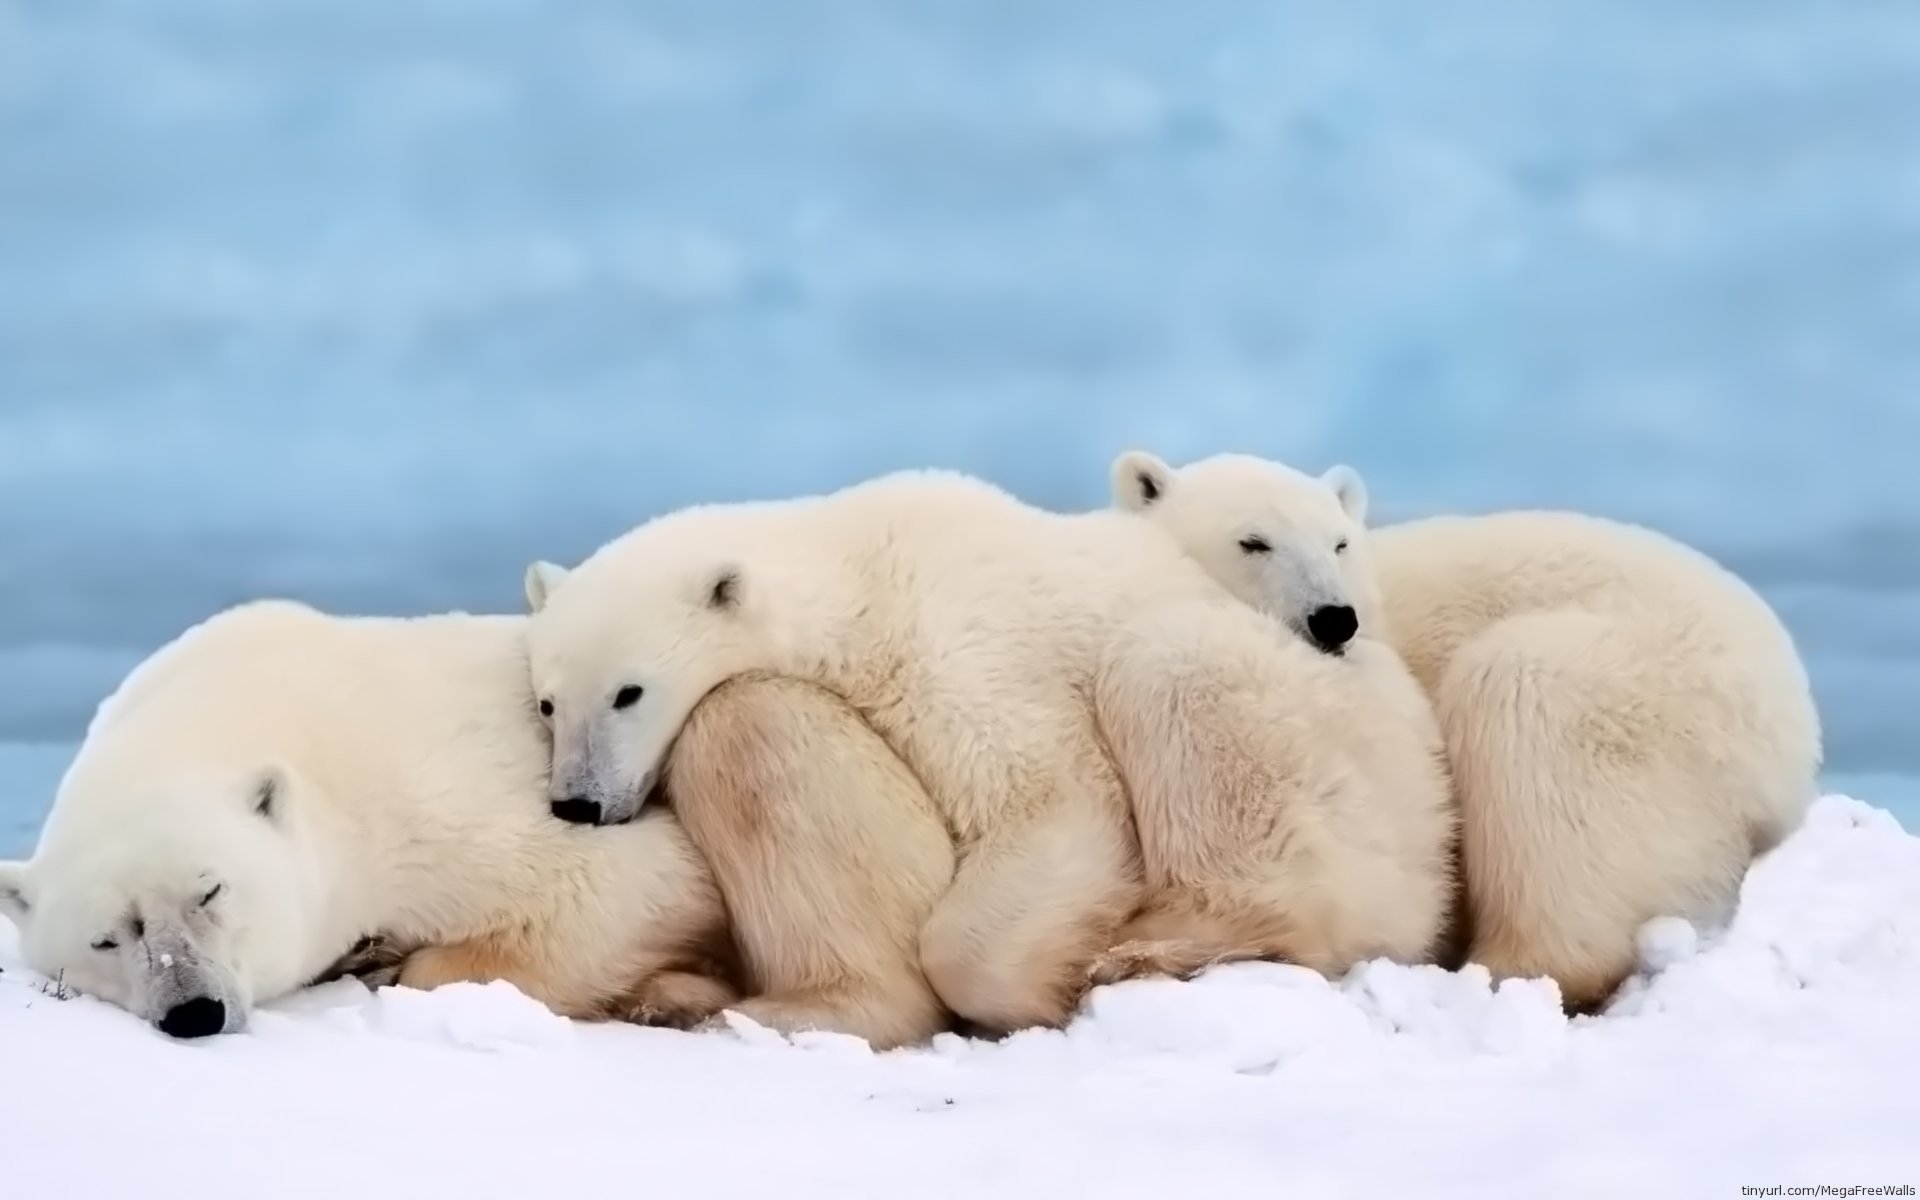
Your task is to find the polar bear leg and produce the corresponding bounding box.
[387,935,739,1027]
[388,937,586,1017]
[1446,609,1755,1012]
[670,673,958,1050]
[1089,627,1334,975]
[917,775,1140,1036]
[608,968,743,1030]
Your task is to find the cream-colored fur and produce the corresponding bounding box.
[1114,450,1822,1010]
[523,470,1456,1034]
[666,672,957,1050]
[0,601,738,1035]
[534,563,960,1049]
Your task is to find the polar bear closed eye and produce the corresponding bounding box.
[0,770,309,1038]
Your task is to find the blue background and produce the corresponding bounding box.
[3,0,1918,853]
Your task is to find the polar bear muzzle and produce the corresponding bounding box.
[549,764,659,827]
[1305,604,1359,655]
[138,921,244,1039]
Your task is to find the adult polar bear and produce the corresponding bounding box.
[522,469,1457,1036]
[1112,450,1821,1011]
[0,601,953,1047]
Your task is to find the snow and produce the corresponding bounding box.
[5,794,1917,1197]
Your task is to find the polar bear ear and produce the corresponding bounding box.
[524,561,570,614]
[0,860,29,922]
[702,564,743,613]
[250,768,286,823]
[1322,465,1368,524]
[1112,450,1173,512]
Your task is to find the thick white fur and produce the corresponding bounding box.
[524,469,1457,1034]
[668,673,957,1050]
[0,601,733,1034]
[1114,450,1822,1010]
[530,570,959,1050]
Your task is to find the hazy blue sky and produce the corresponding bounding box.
[2,0,1917,846]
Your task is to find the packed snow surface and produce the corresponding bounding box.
[4,795,1918,1197]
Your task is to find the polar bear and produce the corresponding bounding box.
[635,671,957,1051]
[522,469,1456,1034]
[0,600,952,1047]
[1111,449,1822,1010]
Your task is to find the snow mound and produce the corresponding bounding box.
[4,795,1918,1197]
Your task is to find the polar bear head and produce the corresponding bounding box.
[0,604,347,1037]
[524,506,773,828]
[1112,450,1381,654]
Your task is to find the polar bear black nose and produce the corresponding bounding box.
[158,996,226,1039]
[550,797,603,825]
[1306,604,1358,653]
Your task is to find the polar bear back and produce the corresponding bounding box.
[573,468,1267,697]
[1370,509,1811,718]
[563,469,1317,846]
[53,602,545,844]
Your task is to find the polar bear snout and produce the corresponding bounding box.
[157,995,226,1039]
[1305,604,1358,654]
[547,766,656,827]
[546,708,661,827]
[136,925,246,1038]
[549,797,604,825]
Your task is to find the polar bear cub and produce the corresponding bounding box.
[522,469,1457,1034]
[1112,449,1822,1010]
[0,601,743,1037]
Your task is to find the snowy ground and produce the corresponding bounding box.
[4,795,1917,1197]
